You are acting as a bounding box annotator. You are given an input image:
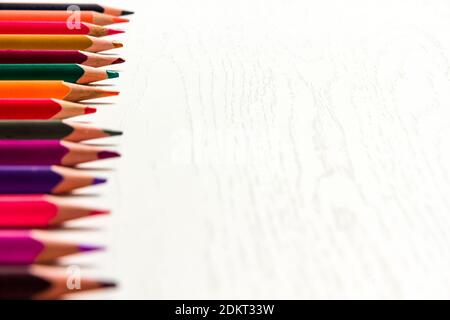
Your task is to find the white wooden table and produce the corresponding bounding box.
[20,0,450,299]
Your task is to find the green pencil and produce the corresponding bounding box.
[0,64,119,84]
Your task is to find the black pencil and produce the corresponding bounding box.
[0,120,122,142]
[0,265,116,299]
[0,3,133,16]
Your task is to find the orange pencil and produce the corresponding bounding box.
[0,35,123,53]
[0,81,119,101]
[0,10,128,26]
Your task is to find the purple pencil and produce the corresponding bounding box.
[0,50,124,67]
[0,140,120,166]
[0,165,106,194]
[0,230,102,265]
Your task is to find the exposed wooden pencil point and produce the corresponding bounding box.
[113,17,130,23]
[101,90,120,97]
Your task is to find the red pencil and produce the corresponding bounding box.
[0,98,95,120]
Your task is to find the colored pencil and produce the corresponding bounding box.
[0,21,124,37]
[0,165,107,194]
[0,64,119,84]
[0,98,95,120]
[0,195,109,228]
[0,35,123,52]
[0,230,103,264]
[0,265,116,299]
[0,81,119,101]
[0,10,129,25]
[0,120,122,142]
[0,3,133,16]
[0,140,121,166]
[0,50,125,67]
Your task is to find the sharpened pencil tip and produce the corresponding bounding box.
[98,150,121,160]
[112,57,125,65]
[93,177,107,185]
[84,107,97,115]
[112,41,124,48]
[113,17,130,23]
[90,209,111,216]
[99,280,117,288]
[107,28,125,36]
[78,244,104,252]
[104,129,123,137]
[121,10,134,16]
[106,70,120,79]
[101,90,120,97]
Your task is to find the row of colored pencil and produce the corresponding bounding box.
[0,2,132,300]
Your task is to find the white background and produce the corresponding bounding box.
[17,0,450,299]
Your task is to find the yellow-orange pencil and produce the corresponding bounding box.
[0,35,123,53]
[0,81,119,101]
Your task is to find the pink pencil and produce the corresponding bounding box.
[0,21,123,37]
[0,195,109,228]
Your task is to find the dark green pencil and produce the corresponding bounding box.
[0,64,119,84]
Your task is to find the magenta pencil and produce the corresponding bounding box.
[0,230,102,264]
[0,140,120,166]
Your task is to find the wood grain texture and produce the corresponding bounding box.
[39,0,450,299]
